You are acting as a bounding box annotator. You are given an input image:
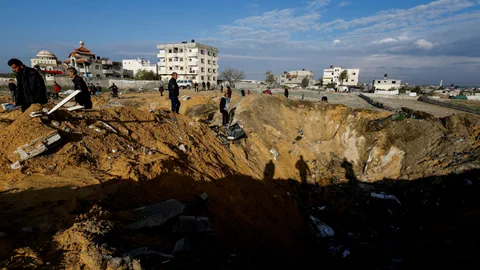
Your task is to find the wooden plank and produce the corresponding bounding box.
[47,90,82,115]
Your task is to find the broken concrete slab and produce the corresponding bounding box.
[371,192,402,205]
[127,199,185,230]
[173,216,213,234]
[14,132,62,161]
[10,161,21,170]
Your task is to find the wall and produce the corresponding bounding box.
[374,90,399,95]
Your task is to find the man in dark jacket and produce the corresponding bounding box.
[219,93,229,126]
[284,88,289,99]
[202,81,206,91]
[7,58,47,112]
[8,79,16,103]
[168,72,180,114]
[67,67,92,109]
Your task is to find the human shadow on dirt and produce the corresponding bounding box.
[0,161,479,269]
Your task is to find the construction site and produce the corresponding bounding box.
[0,89,479,269]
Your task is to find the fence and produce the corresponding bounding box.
[418,97,479,115]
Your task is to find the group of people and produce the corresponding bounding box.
[87,83,102,96]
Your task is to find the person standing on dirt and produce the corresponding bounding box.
[207,81,211,90]
[221,84,223,93]
[67,67,93,109]
[53,81,61,99]
[169,72,181,114]
[109,83,119,98]
[295,155,311,184]
[227,86,232,100]
[8,79,16,103]
[284,88,289,99]
[158,76,165,96]
[247,89,251,95]
[202,81,206,91]
[220,92,229,126]
[7,58,47,112]
[241,89,245,97]
[96,83,102,94]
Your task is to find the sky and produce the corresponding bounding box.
[1,0,480,86]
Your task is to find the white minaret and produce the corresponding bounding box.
[440,80,443,87]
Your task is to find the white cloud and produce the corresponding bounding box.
[333,39,341,44]
[221,54,301,61]
[338,1,351,7]
[373,37,398,44]
[233,9,320,31]
[308,0,331,9]
[415,39,434,50]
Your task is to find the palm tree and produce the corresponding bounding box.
[339,70,349,86]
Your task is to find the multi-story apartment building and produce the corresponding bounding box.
[274,69,314,87]
[122,58,157,78]
[157,40,219,85]
[322,66,360,86]
[373,75,402,90]
[64,41,123,79]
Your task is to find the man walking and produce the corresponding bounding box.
[221,84,223,93]
[158,76,165,96]
[168,72,180,114]
[7,58,47,112]
[109,83,119,98]
[202,81,206,91]
[53,81,62,99]
[219,93,229,126]
[207,81,211,90]
[96,83,102,94]
[8,79,16,103]
[284,88,289,99]
[67,67,92,109]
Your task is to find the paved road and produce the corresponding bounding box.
[372,97,465,117]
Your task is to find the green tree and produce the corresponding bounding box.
[301,77,309,88]
[265,70,276,85]
[326,82,336,88]
[134,70,159,80]
[339,70,349,86]
[316,77,323,86]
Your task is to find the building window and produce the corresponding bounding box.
[213,69,216,73]
[208,51,211,56]
[213,76,216,80]
[201,76,204,80]
[213,61,216,65]
[208,69,211,72]
[189,49,192,52]
[351,79,354,82]
[352,73,356,75]
[201,50,205,54]
[201,59,204,64]
[378,81,381,83]
[180,58,183,61]
[169,58,172,62]
[169,67,173,70]
[392,81,396,84]
[180,67,184,70]
[168,49,172,53]
[201,68,205,72]
[180,49,183,53]
[213,53,216,57]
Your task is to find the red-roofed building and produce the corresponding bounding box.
[65,41,124,79]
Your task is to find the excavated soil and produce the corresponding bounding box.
[0,91,479,269]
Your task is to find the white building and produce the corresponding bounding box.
[30,50,63,81]
[322,66,360,86]
[275,70,314,87]
[122,58,157,78]
[373,76,402,90]
[157,40,219,85]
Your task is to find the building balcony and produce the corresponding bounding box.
[103,69,113,74]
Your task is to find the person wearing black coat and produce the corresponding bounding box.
[67,67,92,109]
[284,88,289,98]
[219,93,229,126]
[168,72,180,114]
[7,59,47,112]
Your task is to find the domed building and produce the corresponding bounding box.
[30,50,64,81]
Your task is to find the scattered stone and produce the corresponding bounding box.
[97,121,118,134]
[181,95,191,101]
[310,216,334,238]
[371,192,402,205]
[270,148,279,160]
[127,199,185,230]
[173,216,213,234]
[178,144,187,152]
[199,192,209,201]
[10,161,21,170]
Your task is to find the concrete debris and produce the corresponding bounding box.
[14,132,62,161]
[270,148,279,160]
[309,216,334,238]
[181,95,191,101]
[10,161,21,170]
[371,192,402,205]
[67,105,84,111]
[51,121,60,127]
[173,216,213,234]
[127,199,185,230]
[97,121,118,134]
[178,144,187,152]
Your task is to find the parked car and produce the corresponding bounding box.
[177,80,193,89]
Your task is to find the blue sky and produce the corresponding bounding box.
[1,0,480,85]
